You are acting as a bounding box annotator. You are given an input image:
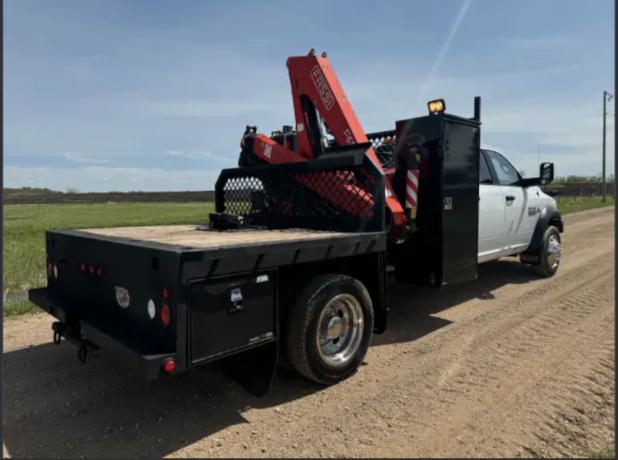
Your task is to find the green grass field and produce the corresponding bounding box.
[3,202,214,316]
[555,195,615,214]
[3,197,614,317]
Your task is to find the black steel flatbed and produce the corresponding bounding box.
[53,225,387,278]
[30,223,389,396]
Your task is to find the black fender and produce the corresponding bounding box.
[525,205,564,255]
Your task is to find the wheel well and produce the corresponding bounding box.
[278,253,387,331]
[550,216,564,233]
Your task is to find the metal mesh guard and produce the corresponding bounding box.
[216,154,386,232]
[367,130,397,169]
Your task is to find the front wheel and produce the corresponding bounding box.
[532,225,562,278]
[284,274,374,385]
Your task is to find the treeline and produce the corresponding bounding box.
[3,188,217,205]
[553,174,615,184]
[3,175,615,205]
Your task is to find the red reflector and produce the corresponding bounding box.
[163,358,175,373]
[89,266,95,274]
[163,288,169,299]
[97,268,103,277]
[160,304,170,326]
[81,264,86,272]
[48,263,53,277]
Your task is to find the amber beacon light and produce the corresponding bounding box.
[427,99,446,114]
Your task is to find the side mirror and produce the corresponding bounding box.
[539,162,554,185]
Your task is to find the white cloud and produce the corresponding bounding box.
[483,104,614,143]
[165,149,228,162]
[63,152,109,164]
[506,37,578,51]
[151,101,283,118]
[4,165,221,192]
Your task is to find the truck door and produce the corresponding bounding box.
[484,149,538,251]
[478,150,507,261]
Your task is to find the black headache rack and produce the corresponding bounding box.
[391,106,482,287]
[28,150,389,398]
[363,102,483,287]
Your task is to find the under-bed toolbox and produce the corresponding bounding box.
[187,270,277,365]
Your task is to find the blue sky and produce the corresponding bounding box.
[4,0,615,192]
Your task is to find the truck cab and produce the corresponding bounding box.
[478,147,563,274]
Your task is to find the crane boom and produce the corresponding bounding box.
[240,49,407,229]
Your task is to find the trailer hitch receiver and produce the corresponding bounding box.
[51,320,100,364]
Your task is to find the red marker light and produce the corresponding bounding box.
[48,263,53,277]
[81,264,86,272]
[89,267,95,274]
[160,304,170,326]
[97,268,103,277]
[163,288,169,299]
[163,358,175,373]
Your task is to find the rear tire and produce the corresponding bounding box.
[532,225,562,278]
[284,274,374,385]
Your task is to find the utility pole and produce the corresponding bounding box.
[602,90,614,202]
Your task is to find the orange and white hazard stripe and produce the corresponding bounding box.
[405,169,419,218]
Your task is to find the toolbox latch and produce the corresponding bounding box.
[228,288,243,314]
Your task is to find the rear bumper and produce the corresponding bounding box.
[28,288,176,380]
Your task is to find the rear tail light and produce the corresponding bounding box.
[163,358,175,373]
[81,264,102,275]
[160,304,171,326]
[163,288,169,299]
[47,263,53,277]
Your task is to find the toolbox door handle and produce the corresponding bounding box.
[228,288,243,314]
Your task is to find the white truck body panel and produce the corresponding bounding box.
[478,147,556,264]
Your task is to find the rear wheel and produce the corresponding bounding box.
[532,225,562,278]
[284,274,374,385]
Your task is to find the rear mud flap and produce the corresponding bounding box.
[221,341,278,398]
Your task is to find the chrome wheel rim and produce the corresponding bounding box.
[316,294,364,367]
[547,235,562,269]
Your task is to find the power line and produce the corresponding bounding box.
[602,90,614,202]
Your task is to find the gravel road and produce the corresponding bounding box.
[3,207,615,458]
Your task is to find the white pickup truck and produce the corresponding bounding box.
[478,146,563,277]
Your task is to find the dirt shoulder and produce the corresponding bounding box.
[3,207,615,458]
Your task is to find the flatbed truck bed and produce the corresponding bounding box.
[78,225,359,250]
[29,150,395,397]
[30,214,389,397]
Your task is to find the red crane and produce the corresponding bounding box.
[239,49,422,230]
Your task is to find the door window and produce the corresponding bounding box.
[479,153,494,184]
[485,150,520,186]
